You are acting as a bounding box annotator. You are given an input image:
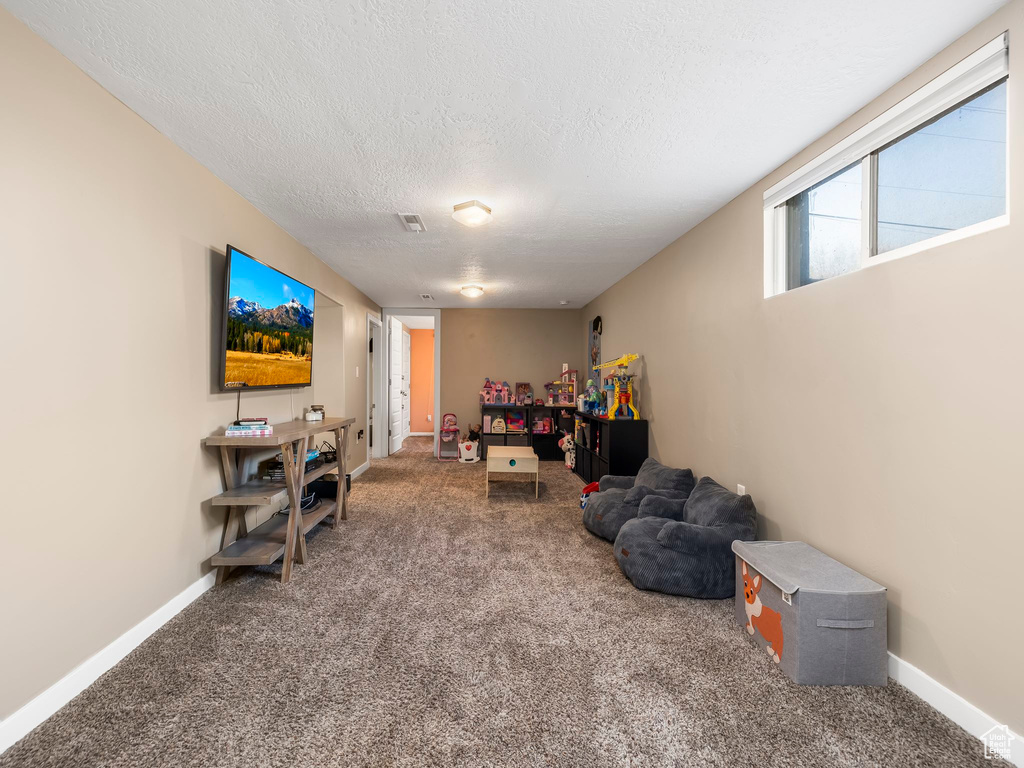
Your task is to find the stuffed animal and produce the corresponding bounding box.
[558,431,575,470]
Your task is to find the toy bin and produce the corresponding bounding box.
[731,541,887,686]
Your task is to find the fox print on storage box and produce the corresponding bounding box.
[741,560,784,663]
[732,540,888,686]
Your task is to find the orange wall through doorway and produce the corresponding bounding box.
[409,329,434,433]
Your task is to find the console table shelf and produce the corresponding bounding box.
[210,500,338,567]
[203,416,354,584]
[210,461,338,507]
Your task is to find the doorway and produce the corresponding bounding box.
[366,314,384,460]
[382,309,440,455]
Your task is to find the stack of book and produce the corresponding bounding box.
[224,417,273,437]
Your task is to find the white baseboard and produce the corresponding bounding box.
[0,571,217,755]
[1,462,377,757]
[4,568,1018,766]
[409,431,432,436]
[888,652,1022,766]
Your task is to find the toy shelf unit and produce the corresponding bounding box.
[203,416,354,584]
[481,403,575,461]
[572,411,648,485]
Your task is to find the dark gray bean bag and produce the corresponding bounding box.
[582,458,695,541]
[613,476,757,598]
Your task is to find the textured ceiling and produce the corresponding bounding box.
[4,0,1008,307]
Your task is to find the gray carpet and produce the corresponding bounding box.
[2,437,1002,767]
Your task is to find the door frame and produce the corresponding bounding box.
[401,329,411,440]
[366,313,385,460]
[381,308,441,455]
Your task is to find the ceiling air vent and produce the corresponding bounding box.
[398,213,426,232]
[419,294,434,302]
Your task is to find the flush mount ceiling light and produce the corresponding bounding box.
[452,200,492,227]
[460,284,484,298]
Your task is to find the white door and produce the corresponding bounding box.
[389,317,404,453]
[402,330,411,440]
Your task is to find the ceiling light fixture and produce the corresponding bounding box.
[559,300,570,305]
[452,200,492,227]
[460,284,484,298]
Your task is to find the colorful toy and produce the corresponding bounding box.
[515,382,533,406]
[438,413,460,461]
[531,415,552,434]
[506,410,526,433]
[479,378,513,405]
[582,377,602,414]
[594,353,640,420]
[580,481,600,509]
[546,368,577,406]
[491,417,506,434]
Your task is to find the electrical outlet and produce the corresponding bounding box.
[737,484,746,496]
[427,414,432,422]
[356,366,359,378]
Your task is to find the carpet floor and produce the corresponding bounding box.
[2,437,1002,767]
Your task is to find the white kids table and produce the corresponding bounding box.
[486,446,539,498]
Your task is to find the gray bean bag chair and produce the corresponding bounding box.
[613,476,757,598]
[582,458,695,542]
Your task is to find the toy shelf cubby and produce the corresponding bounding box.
[480,403,576,461]
[572,411,648,485]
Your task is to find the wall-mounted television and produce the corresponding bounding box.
[221,245,315,390]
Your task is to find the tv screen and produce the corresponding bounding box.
[222,245,315,390]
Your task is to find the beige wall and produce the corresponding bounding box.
[583,3,1024,732]
[441,309,583,430]
[0,8,379,720]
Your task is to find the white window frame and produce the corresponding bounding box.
[763,33,1009,298]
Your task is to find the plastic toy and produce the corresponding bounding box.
[491,417,506,434]
[515,382,533,406]
[546,368,577,405]
[594,353,640,420]
[580,481,600,509]
[480,378,513,405]
[438,413,460,461]
[582,377,602,414]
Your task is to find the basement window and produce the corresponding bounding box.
[764,33,1008,297]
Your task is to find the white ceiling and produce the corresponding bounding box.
[393,315,434,330]
[4,0,1008,308]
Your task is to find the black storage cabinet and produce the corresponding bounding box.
[572,411,648,485]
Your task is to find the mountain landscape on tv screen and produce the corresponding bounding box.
[224,295,314,388]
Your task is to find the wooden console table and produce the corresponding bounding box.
[203,417,354,584]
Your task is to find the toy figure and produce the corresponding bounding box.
[595,353,640,420]
[583,377,602,414]
[558,431,575,470]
